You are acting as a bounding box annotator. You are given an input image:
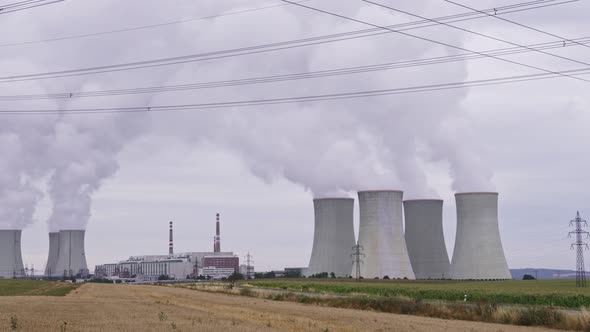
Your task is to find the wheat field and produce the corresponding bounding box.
[0,283,559,331]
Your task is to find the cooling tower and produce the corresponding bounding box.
[44,232,60,276]
[404,199,450,279]
[306,198,355,277]
[449,192,511,280]
[355,191,414,279]
[54,230,89,277]
[0,230,25,278]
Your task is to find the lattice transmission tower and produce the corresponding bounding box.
[569,211,589,288]
[351,242,365,282]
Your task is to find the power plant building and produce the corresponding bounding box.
[356,191,415,279]
[449,192,511,280]
[94,252,239,280]
[404,199,450,279]
[0,230,25,278]
[305,198,355,277]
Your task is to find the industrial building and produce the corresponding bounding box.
[404,199,450,279]
[0,230,25,278]
[95,252,239,280]
[305,198,355,277]
[95,214,245,280]
[449,192,511,280]
[355,191,415,279]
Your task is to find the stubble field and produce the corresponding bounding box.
[0,282,559,331]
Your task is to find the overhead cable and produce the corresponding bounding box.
[2,67,590,115]
[0,37,589,101]
[282,0,590,84]
[445,0,590,50]
[0,0,574,83]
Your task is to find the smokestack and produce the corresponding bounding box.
[45,232,60,277]
[169,221,174,255]
[53,230,88,278]
[0,230,25,279]
[449,192,511,280]
[356,190,415,279]
[404,199,450,279]
[214,213,221,253]
[306,198,355,277]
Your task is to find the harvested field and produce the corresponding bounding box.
[0,283,559,331]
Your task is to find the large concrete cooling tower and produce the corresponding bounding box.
[404,199,450,279]
[44,232,60,276]
[0,230,25,278]
[356,191,414,279]
[54,230,89,277]
[449,192,511,280]
[306,198,355,277]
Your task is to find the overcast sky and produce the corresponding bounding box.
[0,0,589,272]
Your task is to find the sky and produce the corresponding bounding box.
[0,0,589,272]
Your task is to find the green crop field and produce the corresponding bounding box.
[0,279,80,296]
[244,279,590,309]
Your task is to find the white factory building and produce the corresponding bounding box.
[95,252,240,280]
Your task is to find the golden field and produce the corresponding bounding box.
[0,282,560,331]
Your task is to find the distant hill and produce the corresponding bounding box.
[510,268,586,280]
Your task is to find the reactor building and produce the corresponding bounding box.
[449,192,511,280]
[305,198,355,277]
[404,199,450,279]
[355,190,415,279]
[0,230,25,278]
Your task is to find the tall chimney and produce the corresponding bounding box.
[169,221,174,255]
[214,213,221,253]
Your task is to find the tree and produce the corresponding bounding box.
[383,275,390,280]
[523,274,536,280]
[330,272,336,279]
[229,272,244,281]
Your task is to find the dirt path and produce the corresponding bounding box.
[0,283,558,331]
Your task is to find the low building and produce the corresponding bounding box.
[95,252,239,280]
[201,267,236,279]
[203,255,239,273]
[239,264,255,278]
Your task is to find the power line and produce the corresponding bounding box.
[0,0,573,83]
[0,0,310,48]
[2,66,590,115]
[283,0,590,85]
[362,0,590,71]
[0,0,63,15]
[1,36,589,101]
[445,0,590,50]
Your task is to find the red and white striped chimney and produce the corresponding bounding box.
[214,213,221,253]
[169,221,174,255]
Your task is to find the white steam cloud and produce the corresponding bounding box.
[0,0,495,231]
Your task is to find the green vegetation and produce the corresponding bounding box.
[245,279,590,309]
[0,279,80,296]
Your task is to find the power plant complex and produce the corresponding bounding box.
[95,214,249,281]
[306,191,511,280]
[1,190,511,281]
